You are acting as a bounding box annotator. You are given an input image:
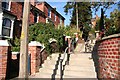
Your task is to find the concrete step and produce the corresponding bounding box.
[63,74,97,78]
[39,67,61,75]
[46,53,61,60]
[65,65,96,72]
[67,63,95,67]
[43,59,58,65]
[30,72,61,78]
[64,70,96,78]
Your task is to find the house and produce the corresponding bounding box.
[35,2,65,28]
[0,1,65,39]
[91,15,99,28]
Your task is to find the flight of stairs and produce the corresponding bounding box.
[63,53,97,78]
[29,52,97,79]
[29,53,63,78]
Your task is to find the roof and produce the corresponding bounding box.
[3,9,16,18]
[40,2,65,20]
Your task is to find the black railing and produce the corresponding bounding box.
[59,47,69,80]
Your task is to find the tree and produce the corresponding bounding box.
[64,2,92,29]
[92,2,115,32]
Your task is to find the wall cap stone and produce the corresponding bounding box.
[12,52,20,55]
[49,38,57,43]
[66,36,71,38]
[102,33,120,40]
[0,40,11,46]
[29,41,43,47]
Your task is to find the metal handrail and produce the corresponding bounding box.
[61,47,69,60]
[60,47,69,80]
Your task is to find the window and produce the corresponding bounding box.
[34,12,39,23]
[48,8,51,18]
[2,18,12,37]
[2,1,11,11]
[0,14,15,38]
[60,18,62,25]
[54,14,56,21]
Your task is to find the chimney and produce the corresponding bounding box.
[53,7,56,10]
[30,0,36,6]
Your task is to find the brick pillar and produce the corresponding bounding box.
[0,40,11,79]
[28,41,42,75]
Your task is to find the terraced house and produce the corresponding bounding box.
[0,1,65,39]
[0,1,65,79]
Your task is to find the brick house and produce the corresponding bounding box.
[0,1,65,39]
[36,2,65,28]
[0,1,65,79]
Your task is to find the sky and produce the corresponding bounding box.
[48,2,118,26]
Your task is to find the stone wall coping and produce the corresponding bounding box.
[12,52,20,55]
[74,33,77,35]
[66,36,71,38]
[49,38,57,43]
[0,40,11,46]
[29,41,43,47]
[101,33,120,41]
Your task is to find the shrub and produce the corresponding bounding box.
[12,37,20,52]
[29,23,65,54]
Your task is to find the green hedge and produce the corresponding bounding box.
[29,23,65,54]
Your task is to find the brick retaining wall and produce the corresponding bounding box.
[98,34,120,79]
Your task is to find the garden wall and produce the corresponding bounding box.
[98,34,120,79]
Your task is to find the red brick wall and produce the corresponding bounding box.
[28,45,48,75]
[29,11,34,25]
[51,10,54,22]
[11,2,23,20]
[29,46,41,74]
[55,15,60,27]
[0,46,11,79]
[44,5,48,18]
[36,3,44,12]
[98,36,120,79]
[38,15,46,23]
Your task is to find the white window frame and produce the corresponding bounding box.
[34,12,39,23]
[46,18,48,23]
[2,1,11,11]
[0,13,15,39]
[48,8,51,18]
[60,18,62,25]
[54,14,56,21]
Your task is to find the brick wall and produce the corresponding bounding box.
[11,2,23,20]
[28,41,48,75]
[29,46,41,74]
[98,34,120,79]
[29,11,34,25]
[38,14,46,23]
[0,40,11,79]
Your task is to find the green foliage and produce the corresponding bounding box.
[104,9,120,36]
[64,27,81,38]
[12,37,20,52]
[29,23,65,54]
[105,26,117,36]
